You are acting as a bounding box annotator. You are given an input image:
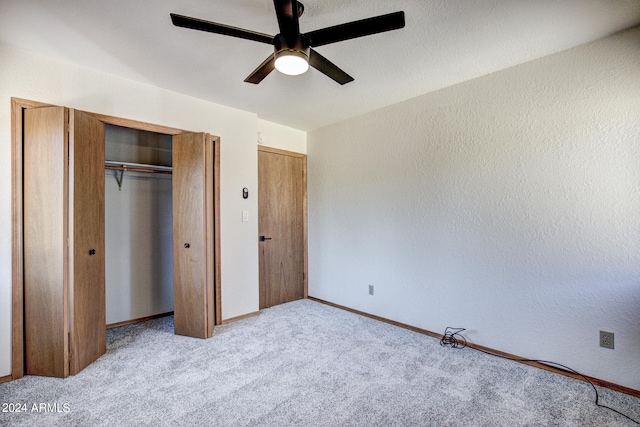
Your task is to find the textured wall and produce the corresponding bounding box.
[308,27,640,390]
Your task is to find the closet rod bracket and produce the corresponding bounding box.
[115,167,125,191]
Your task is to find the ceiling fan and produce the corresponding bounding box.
[170,1,405,85]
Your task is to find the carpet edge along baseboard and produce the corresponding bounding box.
[307,296,640,398]
[221,310,260,324]
[106,312,174,329]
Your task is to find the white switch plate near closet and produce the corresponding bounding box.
[242,210,249,222]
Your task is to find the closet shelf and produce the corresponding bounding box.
[105,161,172,190]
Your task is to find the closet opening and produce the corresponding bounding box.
[12,98,221,380]
[104,124,174,328]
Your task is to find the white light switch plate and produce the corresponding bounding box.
[242,210,249,222]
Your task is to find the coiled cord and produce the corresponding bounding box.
[440,327,467,349]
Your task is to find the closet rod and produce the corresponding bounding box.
[105,161,172,190]
[105,160,172,174]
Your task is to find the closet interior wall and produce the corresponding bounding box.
[104,124,174,325]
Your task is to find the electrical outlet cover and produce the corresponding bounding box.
[600,330,614,349]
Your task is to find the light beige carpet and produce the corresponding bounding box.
[1,299,638,426]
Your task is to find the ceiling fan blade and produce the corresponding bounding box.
[304,11,405,47]
[244,55,276,84]
[171,13,274,45]
[273,0,300,44]
[309,49,354,85]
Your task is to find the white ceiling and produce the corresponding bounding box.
[2,1,639,131]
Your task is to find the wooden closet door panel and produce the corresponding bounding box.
[68,109,106,375]
[173,132,212,338]
[23,106,69,378]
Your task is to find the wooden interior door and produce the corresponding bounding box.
[68,109,106,375]
[23,108,106,377]
[172,132,214,338]
[24,106,69,377]
[258,147,306,308]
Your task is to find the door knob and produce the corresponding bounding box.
[184,243,190,248]
[259,236,272,242]
[89,249,96,255]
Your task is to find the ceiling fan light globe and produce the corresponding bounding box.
[274,51,309,75]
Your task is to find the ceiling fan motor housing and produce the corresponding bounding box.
[274,34,310,62]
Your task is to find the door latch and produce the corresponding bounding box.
[259,236,272,242]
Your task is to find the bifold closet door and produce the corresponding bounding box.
[68,109,106,375]
[23,107,105,378]
[172,132,214,339]
[24,106,69,377]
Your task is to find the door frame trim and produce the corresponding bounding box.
[11,98,222,380]
[257,145,308,302]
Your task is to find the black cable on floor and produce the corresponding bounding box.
[440,327,639,425]
[440,327,467,349]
